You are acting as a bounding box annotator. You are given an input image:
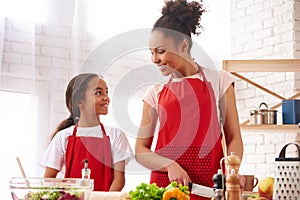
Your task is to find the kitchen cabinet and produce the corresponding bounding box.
[222,59,300,132]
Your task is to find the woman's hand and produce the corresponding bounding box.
[167,162,191,186]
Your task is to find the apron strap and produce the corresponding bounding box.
[73,123,107,136]
[195,63,208,82]
[167,62,208,84]
[65,124,78,177]
[99,122,107,136]
[72,124,78,136]
[167,74,173,84]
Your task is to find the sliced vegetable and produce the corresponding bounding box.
[165,181,190,196]
[162,188,189,200]
[24,189,84,200]
[129,181,190,200]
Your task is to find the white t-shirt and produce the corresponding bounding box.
[143,67,234,123]
[40,125,134,172]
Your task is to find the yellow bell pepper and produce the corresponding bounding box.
[162,188,190,200]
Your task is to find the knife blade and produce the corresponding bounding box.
[188,182,214,198]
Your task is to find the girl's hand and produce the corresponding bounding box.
[167,162,191,186]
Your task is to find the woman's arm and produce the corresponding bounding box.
[44,167,59,178]
[135,102,191,185]
[222,84,244,160]
[109,161,125,191]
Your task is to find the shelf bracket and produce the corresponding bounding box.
[232,72,286,100]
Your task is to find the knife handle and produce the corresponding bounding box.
[188,182,192,190]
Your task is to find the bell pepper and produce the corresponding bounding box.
[162,187,190,200]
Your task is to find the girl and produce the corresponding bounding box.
[41,73,133,191]
[135,0,243,199]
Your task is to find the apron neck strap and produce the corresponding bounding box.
[99,123,107,136]
[196,63,207,82]
[72,124,78,136]
[72,123,107,136]
[167,62,207,83]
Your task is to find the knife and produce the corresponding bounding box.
[188,182,214,198]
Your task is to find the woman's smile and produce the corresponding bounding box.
[159,65,168,72]
[100,103,109,108]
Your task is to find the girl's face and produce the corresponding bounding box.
[149,30,185,76]
[80,77,110,116]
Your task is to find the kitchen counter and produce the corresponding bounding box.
[89,191,262,200]
[89,192,130,200]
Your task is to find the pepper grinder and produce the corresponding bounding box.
[226,169,241,200]
[213,169,226,200]
[225,152,241,174]
[224,152,241,200]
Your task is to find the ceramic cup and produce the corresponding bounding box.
[243,175,259,191]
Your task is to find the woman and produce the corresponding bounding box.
[135,0,243,199]
[41,73,133,191]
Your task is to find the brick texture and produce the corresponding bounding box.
[231,0,300,182]
[0,0,299,188]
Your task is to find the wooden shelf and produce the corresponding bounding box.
[222,59,300,72]
[222,59,300,132]
[240,124,299,132]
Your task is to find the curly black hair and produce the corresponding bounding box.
[152,0,205,50]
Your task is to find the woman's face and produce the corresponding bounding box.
[149,30,185,76]
[80,77,110,116]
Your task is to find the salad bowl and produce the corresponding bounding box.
[9,177,94,200]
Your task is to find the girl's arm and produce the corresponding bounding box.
[135,102,191,186]
[44,167,59,178]
[222,84,244,160]
[109,160,125,191]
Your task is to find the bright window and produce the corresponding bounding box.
[0,91,37,199]
[0,0,47,23]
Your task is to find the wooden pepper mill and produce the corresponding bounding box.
[225,152,241,174]
[226,169,241,200]
[225,152,241,200]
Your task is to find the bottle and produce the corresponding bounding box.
[226,169,241,200]
[81,159,91,179]
[213,169,226,200]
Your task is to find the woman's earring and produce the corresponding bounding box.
[181,46,185,52]
[181,43,187,52]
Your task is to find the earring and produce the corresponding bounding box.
[181,46,185,52]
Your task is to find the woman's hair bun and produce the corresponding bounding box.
[161,0,205,35]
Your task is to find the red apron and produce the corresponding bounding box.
[65,123,113,191]
[150,66,224,200]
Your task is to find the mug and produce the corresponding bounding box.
[243,175,259,191]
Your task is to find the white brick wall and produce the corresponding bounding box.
[231,0,295,59]
[0,0,299,188]
[231,0,300,182]
[0,0,95,146]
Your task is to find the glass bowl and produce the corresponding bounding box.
[9,177,94,200]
